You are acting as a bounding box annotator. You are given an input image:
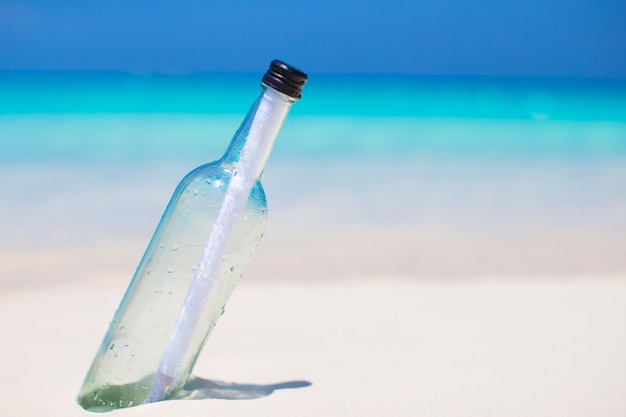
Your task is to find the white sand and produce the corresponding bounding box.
[2,157,626,415]
[2,277,626,416]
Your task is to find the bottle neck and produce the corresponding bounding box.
[221,84,295,178]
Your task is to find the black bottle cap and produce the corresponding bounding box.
[262,60,308,100]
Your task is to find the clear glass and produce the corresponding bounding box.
[78,86,294,412]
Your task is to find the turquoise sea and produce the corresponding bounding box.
[1,72,626,286]
[1,72,626,160]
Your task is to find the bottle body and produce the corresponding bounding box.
[78,161,268,411]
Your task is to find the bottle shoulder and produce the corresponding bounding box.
[174,160,266,205]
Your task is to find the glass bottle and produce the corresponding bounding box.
[77,60,307,412]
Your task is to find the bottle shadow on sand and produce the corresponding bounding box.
[171,376,312,401]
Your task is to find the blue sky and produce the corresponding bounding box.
[1,0,625,78]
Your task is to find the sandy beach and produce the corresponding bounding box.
[2,277,626,416]
[1,153,626,416]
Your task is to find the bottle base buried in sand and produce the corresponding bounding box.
[78,377,154,412]
[76,60,307,411]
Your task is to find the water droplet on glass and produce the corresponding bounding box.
[113,353,118,358]
[171,245,179,252]
[124,344,129,348]
[154,290,163,295]
[167,268,174,274]
[159,243,165,249]
[109,343,115,350]
[229,266,235,272]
